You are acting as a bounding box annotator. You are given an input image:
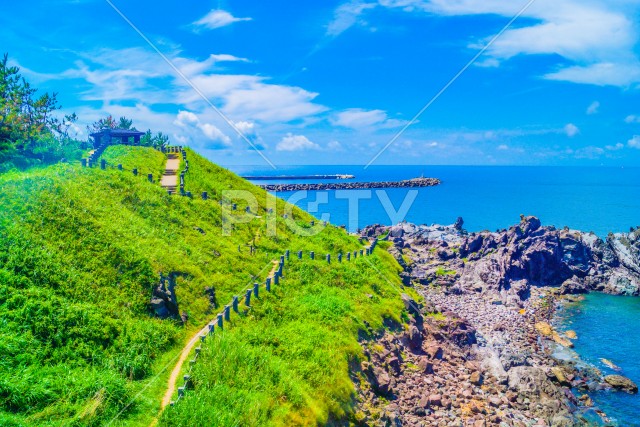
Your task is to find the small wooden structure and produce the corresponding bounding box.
[90,129,145,148]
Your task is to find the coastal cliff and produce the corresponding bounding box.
[354,217,640,426]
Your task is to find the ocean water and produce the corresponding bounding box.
[232,165,640,236]
[230,164,640,425]
[556,294,640,426]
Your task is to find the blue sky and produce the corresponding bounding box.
[4,0,640,166]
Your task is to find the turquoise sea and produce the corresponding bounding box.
[556,294,640,426]
[231,165,640,425]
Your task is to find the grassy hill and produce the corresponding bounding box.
[0,146,412,426]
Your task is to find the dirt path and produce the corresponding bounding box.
[159,318,213,410]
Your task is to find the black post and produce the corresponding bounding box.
[233,296,239,312]
[266,277,271,292]
[133,168,138,176]
[217,313,223,329]
[310,251,315,260]
[202,192,208,200]
[148,174,153,183]
[253,282,259,298]
[245,289,252,306]
[100,159,106,170]
[118,164,123,171]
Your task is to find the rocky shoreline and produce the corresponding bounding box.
[353,217,640,426]
[257,177,441,192]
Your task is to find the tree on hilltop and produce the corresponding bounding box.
[0,53,83,169]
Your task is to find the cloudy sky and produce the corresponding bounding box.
[4,0,640,166]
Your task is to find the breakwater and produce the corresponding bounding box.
[243,174,355,180]
[258,177,440,192]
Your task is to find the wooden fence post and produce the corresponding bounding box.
[217,313,223,329]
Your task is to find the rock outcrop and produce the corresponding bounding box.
[363,217,640,300]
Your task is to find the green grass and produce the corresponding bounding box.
[0,146,408,426]
[435,267,457,277]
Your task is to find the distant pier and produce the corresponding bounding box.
[243,174,355,181]
[258,177,441,192]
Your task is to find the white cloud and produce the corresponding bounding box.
[545,62,640,87]
[327,140,344,150]
[200,123,231,145]
[605,142,624,151]
[233,121,256,135]
[625,115,640,124]
[586,101,600,115]
[220,82,326,123]
[51,47,326,125]
[327,2,377,36]
[329,0,640,87]
[276,134,320,151]
[574,146,604,159]
[331,108,406,129]
[629,135,640,149]
[192,10,252,31]
[172,110,231,148]
[174,110,199,127]
[497,144,509,150]
[564,123,580,137]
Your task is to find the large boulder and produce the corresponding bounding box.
[604,375,638,393]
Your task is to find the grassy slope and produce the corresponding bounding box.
[0,146,410,426]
